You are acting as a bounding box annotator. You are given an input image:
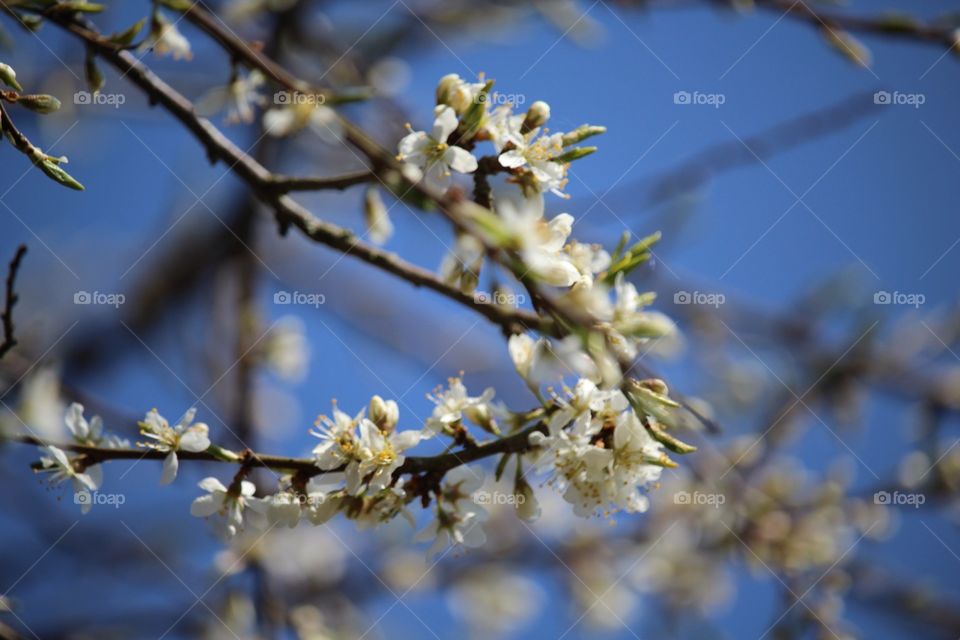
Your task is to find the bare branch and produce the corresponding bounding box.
[0,244,26,360]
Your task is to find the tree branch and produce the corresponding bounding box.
[13,422,545,479]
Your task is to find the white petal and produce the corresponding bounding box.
[431,106,458,142]
[498,149,527,169]
[190,494,221,517]
[198,476,227,493]
[444,146,477,174]
[160,451,179,485]
[178,424,210,452]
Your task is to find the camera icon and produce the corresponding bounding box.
[873,491,891,505]
[74,491,92,505]
[673,91,691,105]
[674,291,691,305]
[873,91,891,105]
[873,291,891,305]
[74,91,91,105]
[473,291,491,304]
[273,291,291,305]
[74,291,92,304]
[274,91,290,105]
[674,491,691,505]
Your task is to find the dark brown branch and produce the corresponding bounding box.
[267,170,375,193]
[14,423,545,479]
[0,244,27,360]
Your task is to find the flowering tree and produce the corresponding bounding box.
[1,1,959,639]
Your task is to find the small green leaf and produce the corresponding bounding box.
[109,18,147,46]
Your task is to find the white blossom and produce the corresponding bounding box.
[348,419,421,494]
[415,467,488,557]
[190,477,264,538]
[397,106,478,192]
[310,403,364,470]
[528,402,664,517]
[493,190,580,287]
[65,402,127,448]
[426,377,495,436]
[263,102,342,142]
[38,445,102,514]
[197,70,266,124]
[139,408,211,485]
[141,12,192,61]
[498,129,568,196]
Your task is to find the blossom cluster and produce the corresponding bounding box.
[24,73,690,556]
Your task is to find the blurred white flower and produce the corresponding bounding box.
[140,12,192,61]
[190,476,264,538]
[415,467,487,557]
[260,315,309,382]
[38,445,102,514]
[447,567,544,635]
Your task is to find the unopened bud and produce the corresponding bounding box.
[436,73,461,104]
[553,146,597,164]
[0,63,22,92]
[464,403,500,435]
[522,100,551,130]
[639,378,669,396]
[369,395,399,433]
[514,476,540,521]
[561,124,606,146]
[363,186,393,245]
[17,94,61,114]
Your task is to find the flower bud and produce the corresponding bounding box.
[16,94,61,114]
[363,186,393,245]
[514,476,540,522]
[0,63,22,92]
[464,403,500,435]
[561,124,606,146]
[369,395,399,433]
[435,73,462,106]
[522,100,551,130]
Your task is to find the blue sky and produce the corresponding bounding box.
[0,1,958,638]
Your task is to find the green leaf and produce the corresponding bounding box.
[108,18,147,46]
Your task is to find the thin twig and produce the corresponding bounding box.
[0,244,27,360]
